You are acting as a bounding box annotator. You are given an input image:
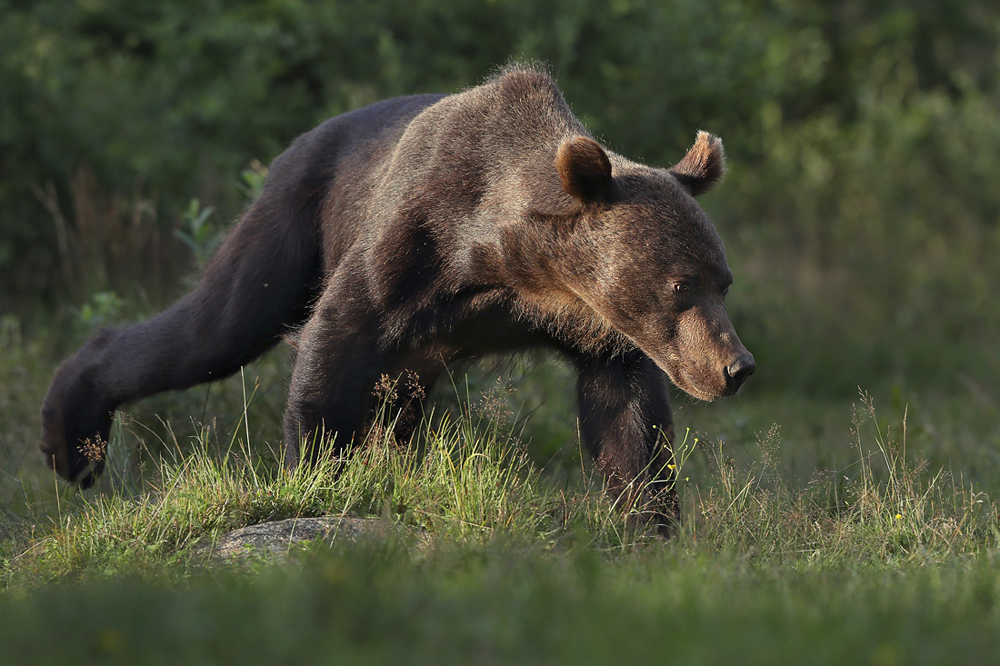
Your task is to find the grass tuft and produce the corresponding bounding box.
[3,380,996,590]
[679,390,998,566]
[2,376,629,585]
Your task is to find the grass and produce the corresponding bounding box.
[1,370,631,585]
[3,546,1000,664]
[2,334,1000,663]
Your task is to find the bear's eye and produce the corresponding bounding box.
[673,282,689,294]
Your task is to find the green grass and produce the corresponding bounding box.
[3,543,1000,664]
[3,335,1000,664]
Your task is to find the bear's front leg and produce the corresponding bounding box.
[575,349,679,533]
[283,278,396,468]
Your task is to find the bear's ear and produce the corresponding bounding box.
[669,131,726,197]
[556,136,613,203]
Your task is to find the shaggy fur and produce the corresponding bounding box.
[41,66,754,528]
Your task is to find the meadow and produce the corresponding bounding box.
[3,0,1000,662]
[2,328,999,663]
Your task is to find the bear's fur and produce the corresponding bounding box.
[41,66,754,528]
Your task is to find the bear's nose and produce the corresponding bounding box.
[725,354,756,391]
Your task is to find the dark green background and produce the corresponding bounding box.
[2,0,999,397]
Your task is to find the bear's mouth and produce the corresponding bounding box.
[671,364,751,401]
[671,369,726,402]
[650,352,732,402]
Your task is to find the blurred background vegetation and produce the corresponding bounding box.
[1,0,999,494]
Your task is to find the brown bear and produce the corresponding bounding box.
[41,65,754,528]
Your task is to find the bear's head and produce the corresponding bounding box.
[537,131,755,400]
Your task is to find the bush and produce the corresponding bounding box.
[2,0,998,391]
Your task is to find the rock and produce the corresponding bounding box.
[192,516,405,562]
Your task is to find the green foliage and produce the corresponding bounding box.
[74,291,125,330]
[3,0,999,392]
[238,159,268,203]
[174,198,220,267]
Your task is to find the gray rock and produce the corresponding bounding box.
[192,516,405,562]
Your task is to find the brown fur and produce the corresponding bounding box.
[41,66,754,530]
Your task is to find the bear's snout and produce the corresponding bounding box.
[724,352,756,394]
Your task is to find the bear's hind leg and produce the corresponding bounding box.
[41,203,322,487]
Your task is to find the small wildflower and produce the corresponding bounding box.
[667,464,677,470]
[80,438,105,464]
[895,513,902,521]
